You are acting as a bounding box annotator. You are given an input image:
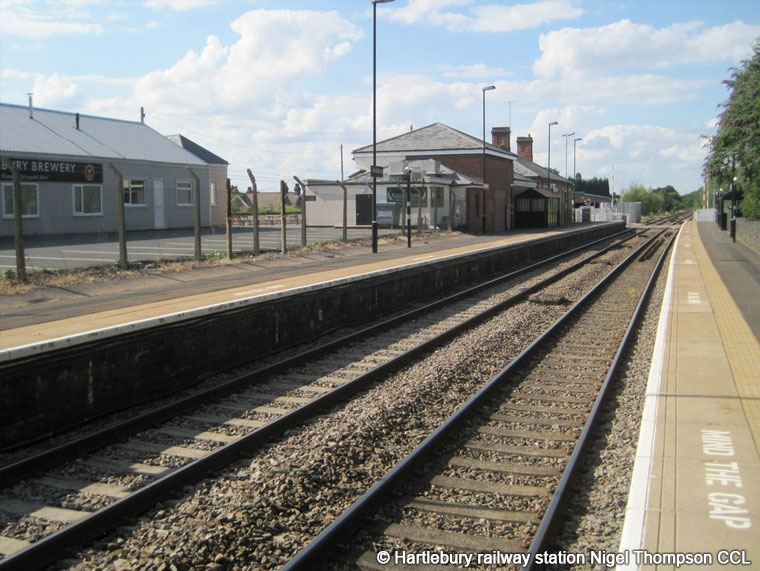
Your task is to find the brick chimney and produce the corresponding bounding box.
[517,135,533,161]
[491,127,511,152]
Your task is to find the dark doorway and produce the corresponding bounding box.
[355,194,372,225]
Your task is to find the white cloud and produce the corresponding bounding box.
[32,72,85,108]
[143,0,221,10]
[387,0,583,32]
[0,0,104,38]
[534,19,760,78]
[439,63,507,78]
[133,10,364,113]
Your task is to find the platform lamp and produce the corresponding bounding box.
[482,85,496,234]
[371,0,396,253]
[547,121,558,192]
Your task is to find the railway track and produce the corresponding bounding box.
[0,227,664,569]
[282,227,676,570]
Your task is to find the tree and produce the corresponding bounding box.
[574,173,610,196]
[704,39,760,219]
[623,183,664,216]
[651,185,682,212]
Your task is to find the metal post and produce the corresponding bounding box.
[107,162,128,269]
[405,169,411,247]
[225,178,232,258]
[294,175,307,248]
[247,169,260,255]
[339,182,348,242]
[547,121,558,193]
[280,180,287,254]
[481,85,495,234]
[188,168,201,261]
[2,157,26,281]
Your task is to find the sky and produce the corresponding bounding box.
[1,0,759,196]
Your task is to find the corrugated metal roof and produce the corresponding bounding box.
[353,122,514,158]
[0,103,205,165]
[167,134,228,165]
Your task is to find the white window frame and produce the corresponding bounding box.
[176,179,194,207]
[2,182,39,219]
[73,183,103,216]
[123,179,147,206]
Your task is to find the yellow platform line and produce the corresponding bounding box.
[693,219,760,452]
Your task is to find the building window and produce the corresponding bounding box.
[177,179,193,206]
[73,184,102,216]
[124,179,146,205]
[2,183,39,218]
[210,182,217,207]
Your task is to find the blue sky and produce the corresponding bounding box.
[2,0,759,195]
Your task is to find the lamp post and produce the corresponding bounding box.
[482,85,495,234]
[562,131,575,178]
[547,121,558,192]
[573,137,582,180]
[371,0,395,253]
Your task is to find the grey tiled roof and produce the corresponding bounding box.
[0,103,205,165]
[353,122,513,157]
[514,155,571,184]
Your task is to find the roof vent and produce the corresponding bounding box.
[27,93,33,119]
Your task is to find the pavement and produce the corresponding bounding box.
[619,218,760,569]
[0,227,574,352]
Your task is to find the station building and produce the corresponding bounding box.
[0,102,227,238]
[303,122,515,233]
[303,123,577,233]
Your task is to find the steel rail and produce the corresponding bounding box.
[521,225,678,570]
[0,229,633,487]
[0,230,638,570]
[280,229,668,571]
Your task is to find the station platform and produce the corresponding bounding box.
[619,219,760,568]
[0,226,591,358]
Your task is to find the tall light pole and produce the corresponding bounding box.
[573,137,582,180]
[547,121,558,192]
[481,85,495,234]
[371,0,395,253]
[562,131,575,178]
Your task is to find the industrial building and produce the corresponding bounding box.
[0,102,227,237]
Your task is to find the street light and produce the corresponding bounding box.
[573,137,582,180]
[562,132,575,178]
[547,121,558,193]
[371,0,395,253]
[482,85,496,234]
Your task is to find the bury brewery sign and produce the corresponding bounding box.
[1,158,103,183]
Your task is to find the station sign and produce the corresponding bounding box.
[1,158,103,183]
[370,165,384,177]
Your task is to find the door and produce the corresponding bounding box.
[153,179,166,229]
[355,194,372,225]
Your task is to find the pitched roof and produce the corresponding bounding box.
[167,134,228,165]
[514,155,572,184]
[353,122,514,158]
[0,103,205,166]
